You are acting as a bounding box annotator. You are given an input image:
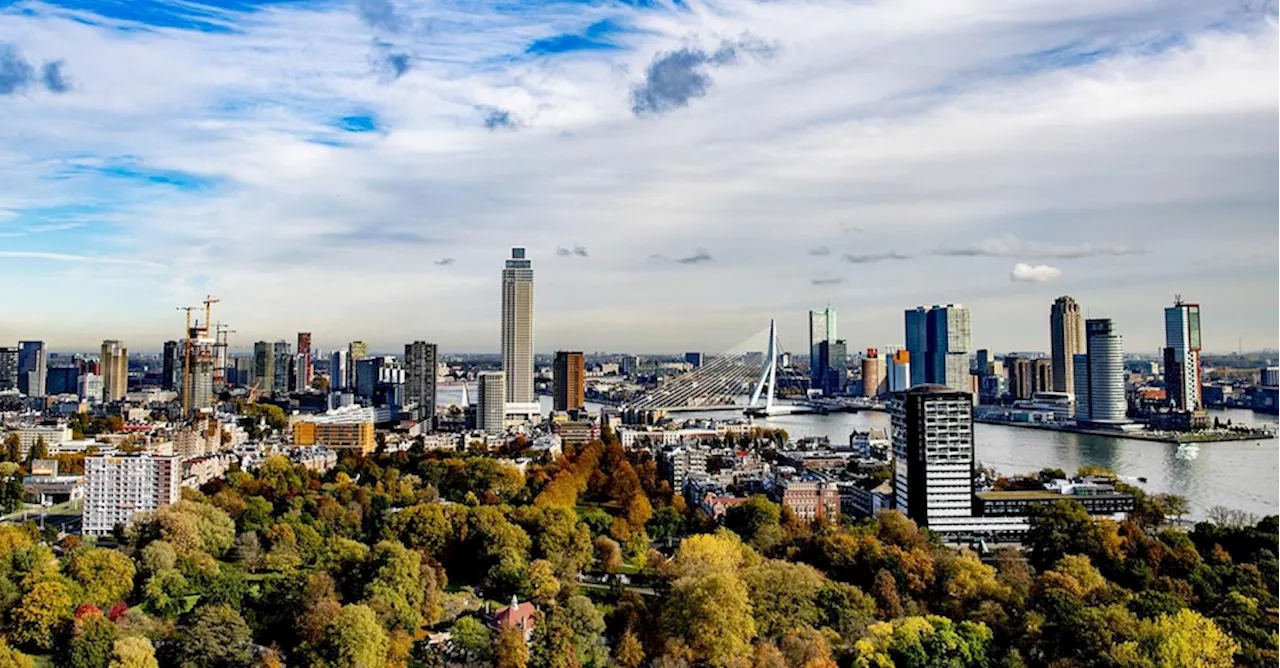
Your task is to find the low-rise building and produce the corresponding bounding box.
[846,428,890,459]
[553,420,601,447]
[292,405,376,454]
[776,474,841,522]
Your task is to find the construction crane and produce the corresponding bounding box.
[176,306,198,417]
[202,295,220,335]
[214,323,235,392]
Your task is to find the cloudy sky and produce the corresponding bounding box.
[0,0,1275,355]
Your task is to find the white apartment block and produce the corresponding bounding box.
[82,455,181,536]
[12,424,73,459]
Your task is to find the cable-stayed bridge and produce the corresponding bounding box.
[630,320,804,415]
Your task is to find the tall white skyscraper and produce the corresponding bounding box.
[1077,319,1127,424]
[1163,298,1202,412]
[502,247,535,403]
[809,308,836,390]
[330,350,349,390]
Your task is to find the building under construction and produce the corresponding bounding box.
[178,297,220,416]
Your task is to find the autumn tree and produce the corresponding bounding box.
[66,612,120,668]
[615,631,644,668]
[0,638,32,668]
[11,580,73,651]
[594,536,623,574]
[742,559,826,639]
[110,636,158,668]
[168,604,256,668]
[322,604,389,668]
[68,547,137,608]
[495,627,530,668]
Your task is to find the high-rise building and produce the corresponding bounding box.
[887,349,911,392]
[684,352,703,369]
[1006,356,1034,400]
[405,341,438,424]
[621,356,640,378]
[477,371,507,434]
[296,332,313,390]
[330,350,349,391]
[1163,298,1202,412]
[1050,296,1084,397]
[347,341,368,389]
[46,367,79,395]
[273,341,292,394]
[253,342,275,395]
[553,351,585,412]
[1076,319,1127,424]
[0,347,16,391]
[820,339,848,395]
[79,373,103,403]
[975,349,990,377]
[809,308,837,391]
[100,340,128,402]
[82,454,181,536]
[891,385,975,527]
[1034,359,1054,395]
[861,348,887,397]
[502,248,535,403]
[904,305,972,391]
[17,341,46,398]
[162,340,181,391]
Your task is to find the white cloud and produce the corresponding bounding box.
[0,0,1274,353]
[1010,263,1063,283]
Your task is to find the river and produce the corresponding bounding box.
[438,386,1278,521]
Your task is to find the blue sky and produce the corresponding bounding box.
[0,0,1275,353]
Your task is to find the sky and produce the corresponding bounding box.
[0,0,1276,356]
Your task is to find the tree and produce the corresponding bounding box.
[450,616,492,664]
[68,547,137,608]
[67,612,120,668]
[2,433,20,463]
[0,638,32,668]
[615,631,644,668]
[495,627,530,668]
[742,559,826,639]
[169,604,256,668]
[11,580,73,651]
[525,559,560,606]
[363,540,431,632]
[1025,500,1102,571]
[725,496,781,547]
[594,536,623,574]
[322,604,389,668]
[0,462,24,513]
[109,636,158,668]
[663,571,756,665]
[1139,609,1238,668]
[852,616,993,668]
[561,595,608,667]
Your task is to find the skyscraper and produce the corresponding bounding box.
[809,308,837,392]
[684,352,703,369]
[477,371,506,434]
[17,341,46,398]
[330,350,349,391]
[502,247,535,404]
[296,332,313,390]
[348,341,368,390]
[100,340,128,402]
[887,349,911,392]
[1163,298,1202,412]
[273,341,292,394]
[904,308,928,387]
[820,339,848,395]
[1050,296,1084,396]
[891,385,975,527]
[905,305,971,392]
[0,347,18,391]
[1076,319,1127,424]
[861,349,886,397]
[162,340,181,391]
[554,351,585,412]
[405,341,438,425]
[253,341,275,396]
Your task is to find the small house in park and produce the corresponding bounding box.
[488,595,537,643]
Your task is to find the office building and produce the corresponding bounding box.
[684,352,703,369]
[553,351,585,412]
[17,341,46,398]
[292,405,377,455]
[501,247,535,404]
[974,349,990,377]
[330,350,348,390]
[887,349,911,393]
[296,332,313,390]
[1163,298,1202,411]
[0,347,16,391]
[1075,319,1128,424]
[809,308,837,391]
[1262,367,1280,388]
[253,342,275,395]
[1006,356,1053,400]
[161,341,181,391]
[477,371,506,434]
[78,373,103,403]
[904,305,971,392]
[273,341,292,394]
[99,340,128,402]
[82,454,181,536]
[405,341,438,424]
[621,356,640,378]
[46,367,79,396]
[819,339,848,395]
[347,341,368,389]
[659,446,708,492]
[891,385,975,527]
[861,349,887,397]
[1050,296,1084,396]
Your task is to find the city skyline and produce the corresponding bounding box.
[0,1,1274,353]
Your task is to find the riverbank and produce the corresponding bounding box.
[973,417,1274,444]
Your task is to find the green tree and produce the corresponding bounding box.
[1140,609,1238,668]
[169,604,256,668]
[68,547,137,608]
[852,616,993,668]
[561,595,607,667]
[1025,500,1102,571]
[2,433,20,463]
[11,580,73,651]
[663,571,756,665]
[322,604,389,668]
[742,559,826,640]
[363,540,431,632]
[495,627,530,668]
[449,616,492,664]
[110,636,159,668]
[26,436,47,463]
[67,613,120,668]
[724,496,782,547]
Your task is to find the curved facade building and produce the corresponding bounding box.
[1082,319,1127,424]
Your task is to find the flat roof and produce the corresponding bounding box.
[977,490,1131,501]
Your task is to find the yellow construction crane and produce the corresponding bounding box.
[202,295,220,335]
